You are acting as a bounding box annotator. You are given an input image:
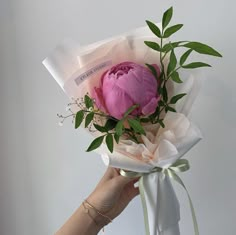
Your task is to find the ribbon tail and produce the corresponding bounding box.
[139,172,180,235]
[139,177,151,235]
[169,171,199,235]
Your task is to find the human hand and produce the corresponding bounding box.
[87,167,140,223]
[54,167,139,235]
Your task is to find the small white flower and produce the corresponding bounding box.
[66,106,71,112]
[58,122,63,127]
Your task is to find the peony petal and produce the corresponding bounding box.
[115,65,158,106]
[142,97,160,115]
[92,87,108,113]
[104,86,134,119]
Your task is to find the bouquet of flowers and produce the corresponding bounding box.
[43,7,221,235]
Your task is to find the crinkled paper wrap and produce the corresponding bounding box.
[43,25,202,235]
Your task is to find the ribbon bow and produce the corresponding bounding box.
[120,159,199,235]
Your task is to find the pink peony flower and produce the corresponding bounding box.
[93,61,160,120]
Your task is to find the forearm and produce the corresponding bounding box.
[54,204,102,235]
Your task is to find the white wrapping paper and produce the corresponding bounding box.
[43,25,202,235]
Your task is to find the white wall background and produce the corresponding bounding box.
[0,0,235,234]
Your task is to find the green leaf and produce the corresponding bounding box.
[75,110,84,129]
[180,49,193,66]
[167,50,177,75]
[106,134,114,153]
[183,42,222,57]
[158,100,165,106]
[128,119,145,135]
[166,106,176,112]
[158,73,165,83]
[124,104,139,118]
[115,120,123,136]
[146,63,158,79]
[171,71,183,83]
[85,112,94,128]
[163,24,183,38]
[84,95,93,109]
[86,136,104,152]
[148,105,160,120]
[182,62,211,69]
[144,41,161,51]
[162,6,173,29]
[114,133,120,144]
[93,124,107,133]
[146,20,162,38]
[158,119,165,128]
[162,41,186,53]
[170,93,187,104]
[104,119,117,131]
[140,118,150,123]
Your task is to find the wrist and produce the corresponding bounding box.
[82,200,112,230]
[54,205,102,235]
[77,204,102,234]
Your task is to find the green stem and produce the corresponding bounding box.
[160,33,166,81]
[166,66,181,80]
[124,128,140,143]
[81,110,117,122]
[162,51,168,61]
[60,110,118,123]
[156,101,168,123]
[126,132,139,143]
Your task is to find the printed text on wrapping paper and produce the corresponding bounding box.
[75,61,112,86]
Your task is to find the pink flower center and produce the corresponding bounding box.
[109,64,134,79]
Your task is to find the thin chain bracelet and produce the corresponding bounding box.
[84,200,113,223]
[82,201,99,226]
[82,200,112,232]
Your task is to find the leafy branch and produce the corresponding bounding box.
[144,6,222,126]
[73,96,146,153]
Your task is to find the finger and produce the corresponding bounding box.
[130,186,140,199]
[124,182,140,200]
[104,167,116,178]
[126,178,140,189]
[132,177,140,185]
[97,167,114,186]
[113,168,121,176]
